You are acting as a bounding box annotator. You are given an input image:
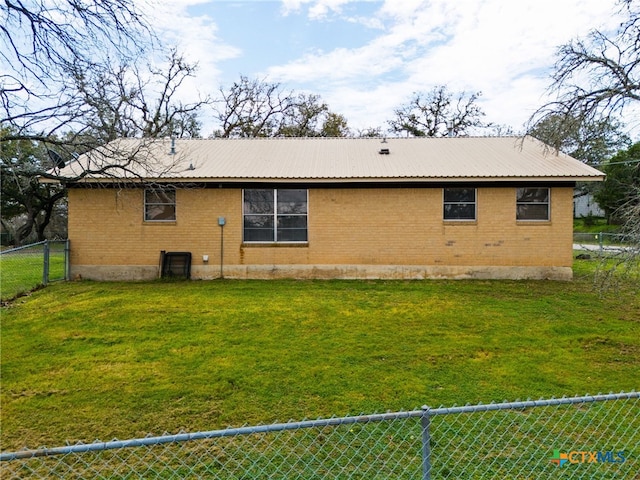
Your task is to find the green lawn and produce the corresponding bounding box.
[573,217,620,234]
[1,261,638,452]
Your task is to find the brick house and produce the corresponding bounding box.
[56,136,604,281]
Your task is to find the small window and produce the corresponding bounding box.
[444,188,476,221]
[243,189,308,242]
[516,188,550,221]
[144,188,176,221]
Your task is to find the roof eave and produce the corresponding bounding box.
[64,175,606,184]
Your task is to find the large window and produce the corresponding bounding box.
[443,188,476,221]
[516,188,550,221]
[144,188,176,221]
[243,189,308,242]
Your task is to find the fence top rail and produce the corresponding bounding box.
[426,391,638,415]
[1,391,636,462]
[0,240,68,256]
[0,241,47,255]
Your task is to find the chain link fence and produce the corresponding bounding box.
[574,232,638,255]
[0,240,69,301]
[573,232,639,288]
[1,392,637,479]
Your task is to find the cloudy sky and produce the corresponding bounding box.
[140,0,629,137]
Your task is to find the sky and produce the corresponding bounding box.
[139,0,632,137]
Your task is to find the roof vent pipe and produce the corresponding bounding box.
[379,148,390,155]
[447,122,454,137]
[170,137,176,155]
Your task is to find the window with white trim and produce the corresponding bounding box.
[516,187,550,221]
[243,189,308,242]
[144,188,176,221]
[443,188,476,221]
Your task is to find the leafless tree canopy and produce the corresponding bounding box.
[1,1,207,180]
[212,76,350,138]
[593,187,640,292]
[73,49,207,143]
[532,0,640,288]
[1,0,153,138]
[529,114,630,165]
[1,2,211,243]
[529,0,640,138]
[388,86,489,137]
[212,77,295,138]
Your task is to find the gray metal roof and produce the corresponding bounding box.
[57,136,605,183]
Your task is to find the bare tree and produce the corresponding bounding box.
[212,77,350,138]
[1,0,153,140]
[530,0,640,287]
[1,3,207,242]
[593,186,640,292]
[388,86,489,137]
[356,127,385,138]
[73,49,208,142]
[529,0,639,142]
[0,1,192,178]
[530,114,631,225]
[212,76,295,138]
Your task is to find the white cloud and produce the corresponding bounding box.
[264,0,624,131]
[393,0,621,129]
[281,0,377,19]
[280,0,304,15]
[138,0,240,93]
[137,0,634,136]
[266,37,405,83]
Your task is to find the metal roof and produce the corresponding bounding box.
[56,136,605,183]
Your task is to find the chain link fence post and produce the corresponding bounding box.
[42,241,50,286]
[420,405,431,480]
[64,240,71,281]
[598,231,604,254]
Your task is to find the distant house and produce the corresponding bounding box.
[51,136,604,281]
[574,192,605,218]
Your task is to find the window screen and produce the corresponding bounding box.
[516,188,550,221]
[244,189,308,242]
[144,188,176,221]
[444,188,476,220]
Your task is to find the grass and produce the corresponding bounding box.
[573,217,620,234]
[1,258,638,453]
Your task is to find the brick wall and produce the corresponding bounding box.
[68,185,574,280]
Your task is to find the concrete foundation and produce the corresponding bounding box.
[71,264,573,281]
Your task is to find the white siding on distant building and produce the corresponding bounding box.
[574,193,605,218]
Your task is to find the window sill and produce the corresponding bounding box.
[516,220,551,225]
[143,221,177,226]
[241,242,309,248]
[443,220,477,225]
